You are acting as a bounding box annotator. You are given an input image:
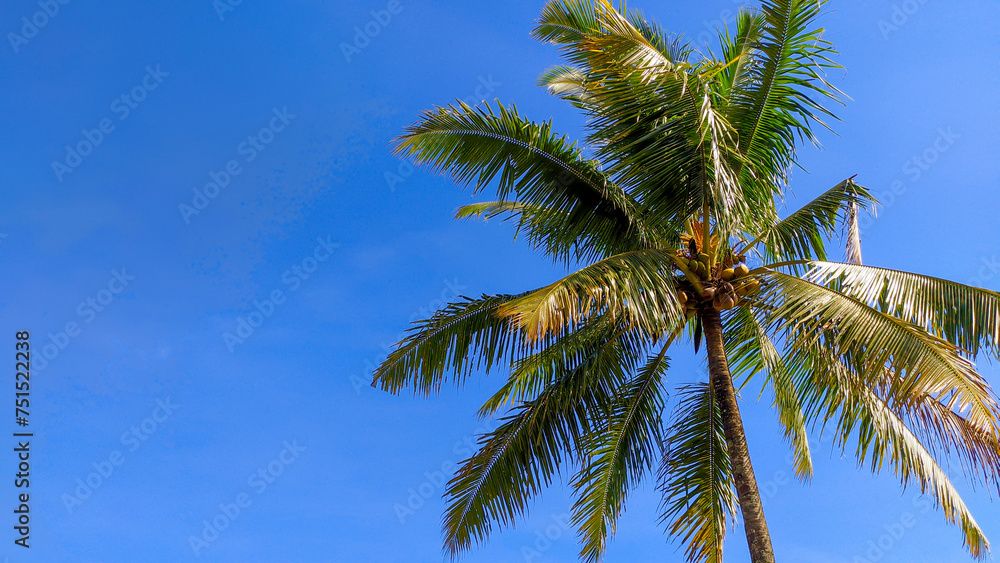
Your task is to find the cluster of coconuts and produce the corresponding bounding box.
[677,252,761,315]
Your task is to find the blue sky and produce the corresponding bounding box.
[1,0,999,561]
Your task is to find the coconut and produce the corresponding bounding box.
[734,264,750,278]
[701,287,716,300]
[722,295,736,309]
[697,253,710,264]
[721,268,735,281]
[678,291,688,304]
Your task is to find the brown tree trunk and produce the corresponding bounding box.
[702,307,776,563]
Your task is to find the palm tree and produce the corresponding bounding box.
[372,1,1000,561]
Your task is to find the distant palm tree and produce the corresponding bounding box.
[373,1,1000,561]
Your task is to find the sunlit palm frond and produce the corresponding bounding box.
[744,178,874,266]
[533,0,687,78]
[756,271,1000,433]
[499,249,684,343]
[725,0,844,193]
[787,344,992,559]
[477,315,640,417]
[725,306,812,479]
[803,261,1000,359]
[538,65,594,107]
[373,293,527,396]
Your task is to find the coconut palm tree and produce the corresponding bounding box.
[372,1,1000,562]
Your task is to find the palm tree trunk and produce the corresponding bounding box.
[702,307,776,563]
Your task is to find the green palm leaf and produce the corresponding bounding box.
[443,324,645,557]
[788,344,992,559]
[572,341,672,562]
[499,249,685,343]
[394,100,651,263]
[373,293,526,395]
[659,382,738,563]
[725,306,812,479]
[743,178,875,265]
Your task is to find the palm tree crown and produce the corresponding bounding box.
[373,1,1000,561]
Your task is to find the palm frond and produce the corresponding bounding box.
[443,323,645,557]
[572,342,672,562]
[725,0,844,192]
[725,306,812,479]
[373,293,525,395]
[756,271,1000,433]
[746,178,875,267]
[659,382,738,563]
[803,261,1000,359]
[499,249,684,343]
[787,344,992,559]
[394,100,652,263]
[538,65,594,107]
[477,315,634,417]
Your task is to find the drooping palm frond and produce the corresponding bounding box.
[443,324,646,557]
[499,249,685,343]
[572,341,672,562]
[373,293,526,395]
[803,261,1000,359]
[756,271,1000,433]
[477,314,633,417]
[785,342,994,559]
[659,382,738,563]
[394,101,653,263]
[725,306,812,479]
